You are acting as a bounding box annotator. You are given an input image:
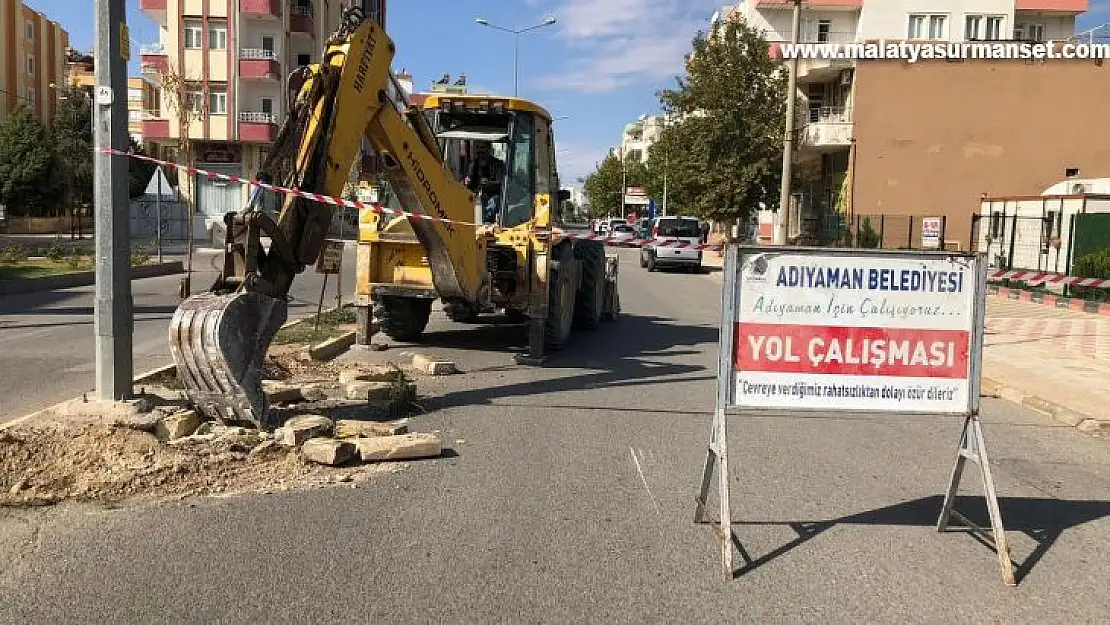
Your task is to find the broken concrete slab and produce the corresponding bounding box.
[263,381,305,404]
[307,331,357,361]
[155,410,202,442]
[334,419,409,438]
[344,381,403,402]
[355,433,443,462]
[339,366,401,385]
[276,415,335,447]
[301,438,356,466]
[411,353,457,376]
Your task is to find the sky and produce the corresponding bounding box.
[26,0,1110,184]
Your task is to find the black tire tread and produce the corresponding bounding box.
[573,241,604,330]
[375,296,432,342]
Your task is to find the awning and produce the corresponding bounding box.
[436,127,509,142]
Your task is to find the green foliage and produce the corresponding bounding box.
[45,239,66,262]
[131,243,153,267]
[0,244,28,264]
[583,153,647,219]
[66,249,84,270]
[51,86,94,212]
[1069,249,1110,302]
[857,217,881,248]
[0,105,64,217]
[642,16,786,223]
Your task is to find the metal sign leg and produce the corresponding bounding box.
[695,408,733,580]
[937,414,1016,586]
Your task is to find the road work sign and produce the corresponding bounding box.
[696,246,1017,587]
[730,249,978,414]
[316,239,344,274]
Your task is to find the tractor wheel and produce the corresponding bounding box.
[444,300,480,323]
[646,253,657,272]
[544,244,576,351]
[374,296,432,342]
[573,241,604,330]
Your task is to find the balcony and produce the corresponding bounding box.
[141,111,172,140]
[139,0,167,23]
[140,43,168,75]
[240,0,281,19]
[239,49,280,80]
[757,0,862,7]
[1015,0,1087,12]
[291,3,315,37]
[238,111,278,143]
[797,106,853,152]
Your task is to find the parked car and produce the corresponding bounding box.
[641,215,705,272]
[608,224,637,245]
[607,218,629,232]
[636,219,654,241]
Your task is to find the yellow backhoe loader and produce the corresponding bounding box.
[168,8,619,429]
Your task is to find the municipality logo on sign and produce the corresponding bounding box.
[746,255,769,281]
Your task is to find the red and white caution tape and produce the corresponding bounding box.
[103,147,720,250]
[988,269,1110,289]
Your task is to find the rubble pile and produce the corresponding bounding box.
[0,359,448,508]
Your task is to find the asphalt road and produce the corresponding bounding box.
[1,248,1108,622]
[0,245,356,421]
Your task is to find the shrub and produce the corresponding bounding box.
[1070,249,1110,302]
[131,244,152,267]
[856,218,881,249]
[0,244,28,264]
[45,239,66,262]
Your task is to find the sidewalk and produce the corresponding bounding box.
[983,296,1110,431]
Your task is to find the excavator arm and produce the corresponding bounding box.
[168,8,482,429]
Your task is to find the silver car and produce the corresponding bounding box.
[608,224,637,246]
[641,216,705,272]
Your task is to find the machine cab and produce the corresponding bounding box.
[422,96,562,229]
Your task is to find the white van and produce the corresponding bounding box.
[640,215,704,272]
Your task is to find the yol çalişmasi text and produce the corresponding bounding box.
[774,265,966,293]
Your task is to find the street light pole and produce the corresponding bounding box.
[476,16,557,98]
[93,0,134,400]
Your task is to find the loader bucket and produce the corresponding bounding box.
[168,291,289,430]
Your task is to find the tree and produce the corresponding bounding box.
[583,153,647,219]
[646,15,786,223]
[51,85,94,214]
[0,104,63,217]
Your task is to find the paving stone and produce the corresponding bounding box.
[301,438,356,466]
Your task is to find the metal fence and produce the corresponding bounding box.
[806,214,949,251]
[969,211,1110,275]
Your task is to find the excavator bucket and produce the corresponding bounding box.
[168,291,289,430]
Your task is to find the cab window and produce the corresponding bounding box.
[502,113,535,228]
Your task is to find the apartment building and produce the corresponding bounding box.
[0,0,69,123]
[138,0,345,222]
[620,114,666,164]
[722,0,1102,249]
[66,51,159,144]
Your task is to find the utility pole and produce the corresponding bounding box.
[620,157,627,219]
[775,0,802,245]
[93,0,134,399]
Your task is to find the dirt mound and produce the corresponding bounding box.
[0,423,398,507]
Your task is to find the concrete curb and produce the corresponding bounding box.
[981,376,1109,434]
[0,261,185,295]
[988,284,1110,316]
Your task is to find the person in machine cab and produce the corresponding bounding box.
[464,141,505,223]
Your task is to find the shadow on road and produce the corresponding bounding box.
[421,313,719,412]
[719,495,1110,583]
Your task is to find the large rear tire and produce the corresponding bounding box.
[444,300,480,323]
[573,241,604,330]
[544,245,576,351]
[374,296,432,342]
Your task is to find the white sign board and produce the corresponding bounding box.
[921,217,942,250]
[727,248,984,414]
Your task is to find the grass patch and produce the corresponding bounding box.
[0,257,94,280]
[273,306,357,345]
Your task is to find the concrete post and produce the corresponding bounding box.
[775,0,802,245]
[93,0,134,400]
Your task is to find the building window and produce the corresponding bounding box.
[208,21,228,50]
[817,19,831,43]
[26,22,33,40]
[964,16,982,40]
[910,14,947,39]
[128,87,143,101]
[27,56,35,75]
[297,53,311,66]
[209,89,227,115]
[262,35,276,54]
[129,110,143,122]
[985,16,1003,40]
[184,21,203,49]
[1020,23,1045,41]
[185,89,204,114]
[260,97,274,116]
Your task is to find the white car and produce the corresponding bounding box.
[608,224,637,245]
[641,216,705,272]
